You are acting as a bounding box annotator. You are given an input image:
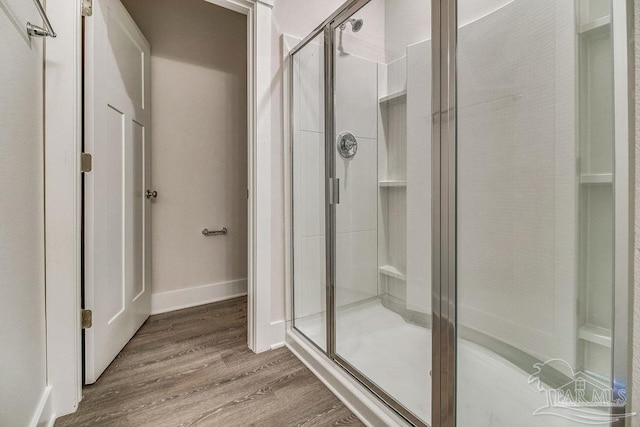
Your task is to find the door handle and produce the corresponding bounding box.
[145,190,158,199]
[329,178,340,205]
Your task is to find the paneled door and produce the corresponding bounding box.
[84,0,152,383]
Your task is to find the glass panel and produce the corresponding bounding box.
[292,33,327,350]
[332,0,432,423]
[457,0,616,425]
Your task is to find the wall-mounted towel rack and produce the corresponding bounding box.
[202,227,228,237]
[27,0,56,38]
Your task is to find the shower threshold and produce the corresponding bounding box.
[296,296,432,423]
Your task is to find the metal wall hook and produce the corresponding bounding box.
[27,0,57,38]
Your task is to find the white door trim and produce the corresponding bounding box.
[44,0,274,418]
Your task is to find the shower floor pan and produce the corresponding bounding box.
[295,297,595,426]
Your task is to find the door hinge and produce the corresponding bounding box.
[81,309,93,329]
[81,153,92,173]
[81,0,93,17]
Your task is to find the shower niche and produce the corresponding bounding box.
[377,56,408,313]
[577,0,614,379]
[377,42,431,321]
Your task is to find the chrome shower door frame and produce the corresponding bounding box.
[612,1,635,425]
[431,1,456,426]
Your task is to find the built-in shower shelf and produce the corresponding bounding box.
[578,324,612,348]
[379,265,406,281]
[578,15,611,34]
[379,90,407,104]
[580,173,613,184]
[379,180,407,188]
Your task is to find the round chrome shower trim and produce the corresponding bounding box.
[337,131,358,159]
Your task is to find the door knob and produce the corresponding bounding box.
[145,190,158,199]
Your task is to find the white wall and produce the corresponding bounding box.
[384,0,430,61]
[292,40,325,323]
[121,0,248,311]
[334,52,379,306]
[0,0,48,424]
[384,0,513,62]
[272,0,344,39]
[457,0,577,363]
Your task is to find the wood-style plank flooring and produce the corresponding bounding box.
[56,297,363,427]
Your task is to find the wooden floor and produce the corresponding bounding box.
[56,297,363,426]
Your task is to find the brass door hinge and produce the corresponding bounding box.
[82,0,93,17]
[81,153,92,173]
[81,309,93,329]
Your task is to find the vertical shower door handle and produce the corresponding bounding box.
[329,178,340,205]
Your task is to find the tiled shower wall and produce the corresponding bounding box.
[293,41,325,319]
[334,54,380,306]
[456,0,577,364]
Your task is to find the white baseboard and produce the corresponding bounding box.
[270,320,285,349]
[30,386,53,427]
[286,326,410,427]
[151,278,247,315]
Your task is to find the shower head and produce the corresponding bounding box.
[351,18,364,32]
[340,18,364,32]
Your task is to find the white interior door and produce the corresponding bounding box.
[84,0,151,384]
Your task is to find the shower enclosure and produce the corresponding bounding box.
[288,0,633,426]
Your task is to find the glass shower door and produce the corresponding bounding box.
[330,0,432,424]
[291,33,327,351]
[455,0,625,425]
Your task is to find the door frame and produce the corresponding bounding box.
[44,0,275,417]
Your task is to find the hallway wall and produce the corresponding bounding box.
[121,0,248,313]
[0,0,48,424]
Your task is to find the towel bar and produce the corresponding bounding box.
[202,227,228,237]
[27,0,57,38]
